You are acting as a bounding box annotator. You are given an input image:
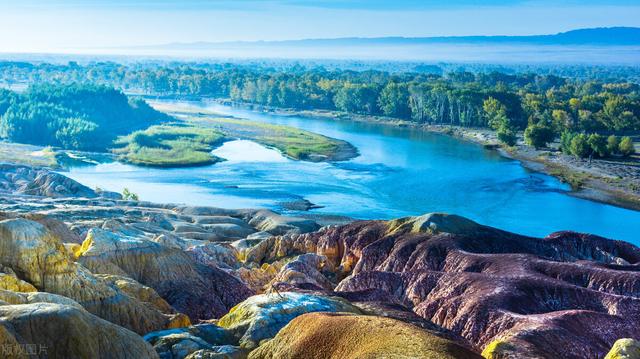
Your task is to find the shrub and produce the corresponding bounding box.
[569,134,590,158]
[497,125,517,146]
[524,123,555,149]
[122,188,139,201]
[607,135,620,155]
[587,134,609,158]
[619,136,636,157]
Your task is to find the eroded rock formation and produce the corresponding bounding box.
[248,312,482,359]
[0,303,159,359]
[0,218,173,334]
[77,227,253,320]
[285,214,640,359]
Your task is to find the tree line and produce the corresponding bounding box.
[0,61,637,156]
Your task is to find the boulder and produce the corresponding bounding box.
[0,289,83,309]
[96,274,175,314]
[185,347,247,359]
[236,262,284,294]
[247,210,319,235]
[269,253,334,290]
[217,292,360,349]
[21,169,98,198]
[185,242,240,270]
[248,312,481,359]
[0,271,37,293]
[144,324,237,359]
[201,223,255,239]
[242,233,317,265]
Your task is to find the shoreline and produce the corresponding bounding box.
[215,99,640,212]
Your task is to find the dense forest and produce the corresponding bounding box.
[0,84,169,150]
[0,61,638,157]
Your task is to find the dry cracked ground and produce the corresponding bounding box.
[0,163,638,359]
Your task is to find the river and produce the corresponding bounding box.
[65,100,640,244]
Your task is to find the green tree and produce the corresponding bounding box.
[587,133,609,158]
[483,97,508,130]
[560,131,575,154]
[569,134,590,158]
[619,136,636,157]
[497,125,517,146]
[551,109,573,133]
[378,82,410,119]
[606,135,620,155]
[577,110,599,132]
[54,117,100,149]
[334,83,379,114]
[524,122,554,149]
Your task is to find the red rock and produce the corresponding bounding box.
[284,214,640,359]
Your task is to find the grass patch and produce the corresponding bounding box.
[257,129,340,160]
[546,164,591,190]
[0,142,59,167]
[114,124,225,167]
[189,117,352,161]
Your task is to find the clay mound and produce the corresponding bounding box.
[0,163,99,198]
[0,303,159,359]
[77,227,253,320]
[248,312,481,359]
[290,214,640,359]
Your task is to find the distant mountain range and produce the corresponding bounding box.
[155,27,640,49]
[110,27,640,63]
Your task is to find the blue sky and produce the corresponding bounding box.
[0,0,638,53]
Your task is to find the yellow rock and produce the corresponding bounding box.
[166,313,192,329]
[64,243,82,259]
[237,261,285,293]
[96,274,174,313]
[605,339,640,359]
[482,339,518,359]
[387,212,483,236]
[0,219,171,334]
[249,312,482,359]
[0,273,36,293]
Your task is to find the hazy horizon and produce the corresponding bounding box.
[1,0,639,54]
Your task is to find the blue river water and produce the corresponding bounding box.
[65,101,640,244]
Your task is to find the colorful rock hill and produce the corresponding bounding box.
[0,164,637,359]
